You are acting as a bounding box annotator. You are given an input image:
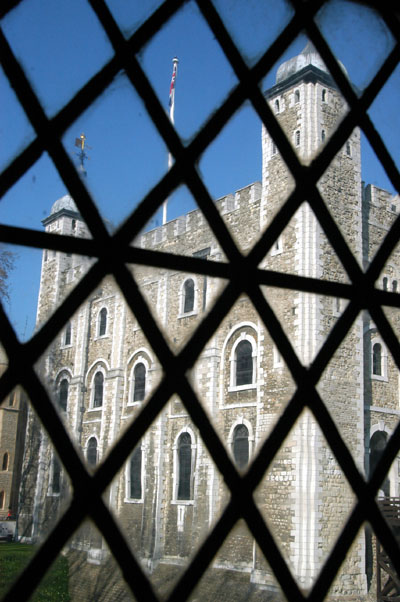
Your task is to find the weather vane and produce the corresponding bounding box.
[74,133,91,176]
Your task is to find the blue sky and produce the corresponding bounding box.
[0,0,399,341]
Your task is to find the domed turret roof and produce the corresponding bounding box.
[50,194,79,215]
[276,41,329,84]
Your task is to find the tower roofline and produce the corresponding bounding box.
[264,64,337,99]
[42,207,81,226]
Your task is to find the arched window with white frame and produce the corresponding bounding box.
[370,336,388,381]
[173,430,195,502]
[98,307,107,337]
[93,371,104,408]
[227,328,257,391]
[133,363,146,402]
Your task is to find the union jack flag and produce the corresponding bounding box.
[169,59,178,107]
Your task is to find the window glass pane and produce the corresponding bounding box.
[177,433,192,500]
[183,279,194,313]
[233,425,249,469]
[236,341,253,385]
[133,364,146,402]
[129,447,142,499]
[93,373,103,407]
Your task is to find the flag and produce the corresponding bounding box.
[169,59,177,107]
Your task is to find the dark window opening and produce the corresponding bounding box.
[236,340,253,386]
[129,446,142,499]
[87,438,98,467]
[2,453,9,471]
[59,379,68,412]
[64,322,71,345]
[177,433,192,500]
[51,457,61,494]
[183,279,195,313]
[383,277,388,291]
[133,363,146,402]
[93,372,104,407]
[99,308,107,336]
[233,425,249,469]
[372,343,382,376]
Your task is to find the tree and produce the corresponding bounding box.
[0,246,15,303]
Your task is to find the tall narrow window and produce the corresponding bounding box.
[98,308,107,336]
[383,277,388,291]
[295,130,300,147]
[294,89,300,103]
[322,88,327,102]
[129,446,142,499]
[0,491,4,510]
[233,425,249,469]
[133,363,146,402]
[59,379,68,411]
[64,322,71,345]
[236,341,253,385]
[346,141,351,156]
[177,433,192,500]
[93,372,104,408]
[87,437,97,467]
[321,129,326,142]
[183,279,195,313]
[372,343,382,376]
[51,456,61,494]
[393,280,398,292]
[274,99,279,113]
[2,453,9,471]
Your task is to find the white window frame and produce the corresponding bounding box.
[228,332,257,392]
[171,427,196,505]
[96,306,108,338]
[178,276,198,318]
[371,336,388,382]
[89,366,106,410]
[128,353,151,406]
[227,418,254,465]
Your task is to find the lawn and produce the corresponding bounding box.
[0,542,70,601]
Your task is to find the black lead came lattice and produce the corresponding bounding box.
[1,0,400,601]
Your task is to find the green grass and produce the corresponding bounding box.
[0,543,70,601]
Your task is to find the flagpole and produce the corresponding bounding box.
[163,56,178,225]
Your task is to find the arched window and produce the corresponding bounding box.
[51,456,61,494]
[393,280,398,292]
[294,89,300,103]
[2,453,9,471]
[372,343,382,376]
[129,446,142,499]
[177,433,192,500]
[183,279,195,313]
[64,322,71,346]
[71,219,76,231]
[232,425,249,469]
[321,129,326,142]
[295,130,300,147]
[369,431,390,496]
[274,99,280,113]
[236,340,253,386]
[98,308,107,336]
[133,363,146,402]
[322,88,327,102]
[93,372,104,408]
[87,437,98,467]
[59,379,68,412]
[383,277,388,291]
[0,491,4,510]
